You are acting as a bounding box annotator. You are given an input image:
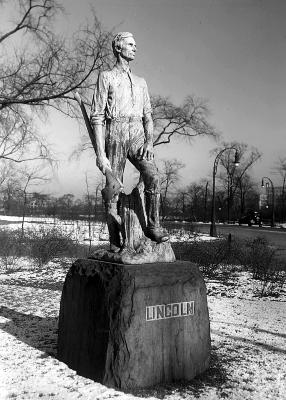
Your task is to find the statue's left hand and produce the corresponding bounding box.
[138,143,154,161]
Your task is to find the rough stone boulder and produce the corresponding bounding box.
[58,259,211,389]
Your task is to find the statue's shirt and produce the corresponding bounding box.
[90,64,152,126]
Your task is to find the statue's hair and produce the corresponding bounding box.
[112,32,134,57]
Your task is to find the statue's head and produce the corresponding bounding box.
[112,32,136,61]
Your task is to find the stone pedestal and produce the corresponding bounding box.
[57,259,211,389]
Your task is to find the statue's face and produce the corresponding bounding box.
[119,36,137,62]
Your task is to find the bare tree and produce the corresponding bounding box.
[181,182,206,221]
[0,161,17,187]
[211,141,262,221]
[151,95,218,147]
[0,0,113,168]
[0,106,50,164]
[18,165,50,233]
[159,159,185,219]
[0,1,113,112]
[84,173,93,252]
[75,94,218,156]
[0,163,22,214]
[237,173,259,215]
[94,176,104,218]
[56,193,75,218]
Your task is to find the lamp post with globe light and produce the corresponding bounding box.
[210,147,240,237]
[261,177,275,227]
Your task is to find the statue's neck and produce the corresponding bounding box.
[116,57,130,72]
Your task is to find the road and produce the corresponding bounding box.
[197,223,286,260]
[163,220,286,260]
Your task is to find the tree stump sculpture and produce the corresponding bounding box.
[91,182,175,264]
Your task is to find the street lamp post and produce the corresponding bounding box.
[261,177,275,227]
[210,147,240,237]
[204,181,209,222]
[182,192,192,220]
[182,192,186,215]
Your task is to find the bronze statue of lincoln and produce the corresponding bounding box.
[90,32,168,252]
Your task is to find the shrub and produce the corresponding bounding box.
[234,235,286,297]
[237,237,276,280]
[173,237,239,279]
[255,261,286,297]
[172,235,286,296]
[0,229,24,269]
[191,240,229,277]
[26,226,77,266]
[0,224,96,269]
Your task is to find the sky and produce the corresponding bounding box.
[15,0,286,197]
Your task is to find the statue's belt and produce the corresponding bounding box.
[108,116,143,123]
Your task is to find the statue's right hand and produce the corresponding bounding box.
[96,156,112,175]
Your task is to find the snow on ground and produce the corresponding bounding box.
[1,259,285,400]
[0,215,109,245]
[0,216,285,399]
[0,215,216,245]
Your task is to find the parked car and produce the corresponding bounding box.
[239,211,262,227]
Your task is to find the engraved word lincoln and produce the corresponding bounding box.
[146,301,195,321]
[89,32,169,252]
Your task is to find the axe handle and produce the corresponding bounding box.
[74,93,97,152]
[74,92,123,188]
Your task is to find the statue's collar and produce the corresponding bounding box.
[114,63,131,74]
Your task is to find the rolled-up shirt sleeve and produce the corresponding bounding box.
[90,72,109,126]
[142,79,152,117]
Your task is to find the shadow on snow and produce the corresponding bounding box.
[0,305,58,358]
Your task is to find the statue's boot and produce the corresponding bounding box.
[145,192,169,243]
[106,202,122,252]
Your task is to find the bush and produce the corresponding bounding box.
[173,237,239,279]
[0,224,92,269]
[190,240,229,277]
[26,226,77,266]
[255,262,286,297]
[233,236,286,297]
[237,237,276,279]
[0,229,24,269]
[172,234,286,297]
